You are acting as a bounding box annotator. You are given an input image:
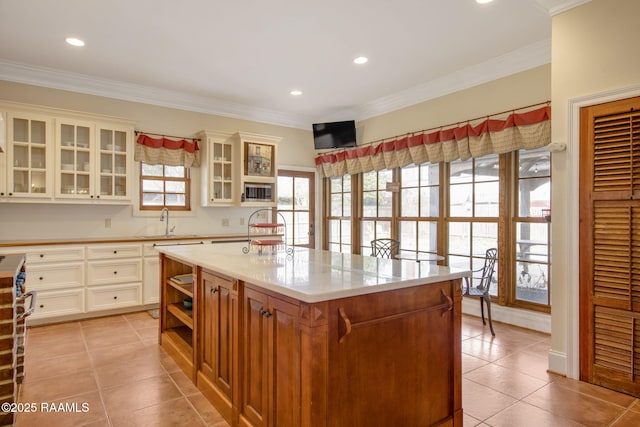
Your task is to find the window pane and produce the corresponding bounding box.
[165,181,185,193]
[519,149,550,178]
[420,187,439,217]
[343,192,351,217]
[375,221,391,238]
[448,222,470,256]
[472,223,497,255]
[142,179,164,192]
[378,191,392,217]
[475,181,499,217]
[361,221,375,250]
[401,188,419,217]
[401,166,419,187]
[420,163,439,186]
[294,178,310,210]
[294,212,310,245]
[378,169,392,188]
[450,159,473,184]
[165,165,185,178]
[142,193,164,206]
[165,193,185,206]
[331,194,343,216]
[330,177,342,193]
[277,176,293,210]
[399,221,417,251]
[418,221,438,253]
[142,164,163,177]
[474,154,499,182]
[363,171,377,191]
[449,184,472,217]
[363,192,377,217]
[519,178,550,218]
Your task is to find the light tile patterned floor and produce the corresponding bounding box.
[14,312,640,426]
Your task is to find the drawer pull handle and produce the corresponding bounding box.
[39,304,44,308]
[39,254,44,258]
[114,271,118,275]
[113,296,118,300]
[39,277,43,281]
[113,250,117,254]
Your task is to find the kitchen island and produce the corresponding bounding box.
[157,242,468,427]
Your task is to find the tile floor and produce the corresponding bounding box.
[14,312,640,426]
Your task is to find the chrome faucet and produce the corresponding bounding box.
[160,207,174,236]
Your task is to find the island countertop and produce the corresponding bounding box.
[156,242,469,303]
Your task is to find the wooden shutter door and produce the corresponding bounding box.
[580,96,640,397]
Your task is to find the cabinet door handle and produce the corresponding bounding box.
[259,308,272,318]
[337,307,352,343]
[211,288,218,294]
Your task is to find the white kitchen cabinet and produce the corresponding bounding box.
[30,288,85,321]
[4,112,54,200]
[234,132,280,207]
[143,243,160,304]
[87,283,142,311]
[198,130,235,206]
[55,119,132,203]
[4,245,87,321]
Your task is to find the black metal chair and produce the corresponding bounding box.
[370,238,400,259]
[463,248,498,336]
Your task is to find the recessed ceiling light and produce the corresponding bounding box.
[290,90,302,96]
[476,0,493,4]
[65,37,85,47]
[353,56,368,65]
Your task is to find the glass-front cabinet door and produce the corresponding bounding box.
[6,113,52,198]
[97,124,129,200]
[56,119,94,199]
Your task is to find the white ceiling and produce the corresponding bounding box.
[0,0,587,129]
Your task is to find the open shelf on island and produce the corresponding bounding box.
[168,281,193,298]
[167,302,193,329]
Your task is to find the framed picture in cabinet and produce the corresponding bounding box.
[245,142,273,177]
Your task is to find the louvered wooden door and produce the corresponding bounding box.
[580,96,640,397]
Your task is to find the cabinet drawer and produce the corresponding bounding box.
[24,246,85,264]
[87,259,142,286]
[87,244,142,260]
[26,262,84,291]
[87,283,141,311]
[29,288,84,320]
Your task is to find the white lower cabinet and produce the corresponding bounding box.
[2,239,211,324]
[143,255,160,304]
[87,258,142,286]
[87,283,142,311]
[30,288,85,320]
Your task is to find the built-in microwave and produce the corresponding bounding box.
[243,183,273,202]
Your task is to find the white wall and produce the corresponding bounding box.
[550,0,640,378]
[0,81,316,241]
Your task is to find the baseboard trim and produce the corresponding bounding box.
[548,349,567,377]
[462,298,551,334]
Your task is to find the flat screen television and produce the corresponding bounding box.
[312,120,356,149]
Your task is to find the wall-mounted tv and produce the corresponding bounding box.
[312,120,356,150]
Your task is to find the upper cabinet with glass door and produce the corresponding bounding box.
[55,119,132,203]
[198,130,235,206]
[5,112,53,199]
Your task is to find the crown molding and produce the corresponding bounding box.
[350,38,551,122]
[0,59,313,129]
[1,38,552,130]
[532,0,591,16]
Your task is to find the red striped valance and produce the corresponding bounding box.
[134,134,200,167]
[315,105,551,178]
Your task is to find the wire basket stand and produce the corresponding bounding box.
[242,209,294,256]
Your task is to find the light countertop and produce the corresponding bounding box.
[156,242,470,303]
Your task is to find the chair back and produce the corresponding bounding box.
[477,248,498,293]
[371,239,400,259]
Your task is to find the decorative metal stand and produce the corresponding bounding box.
[242,209,294,256]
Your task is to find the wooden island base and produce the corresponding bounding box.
[159,249,463,427]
